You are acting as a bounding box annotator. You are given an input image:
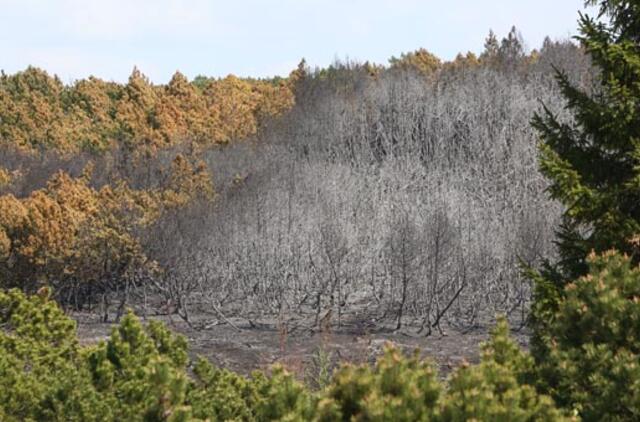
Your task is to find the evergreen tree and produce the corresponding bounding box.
[538,251,640,420]
[480,29,500,66]
[529,0,640,357]
[498,26,526,69]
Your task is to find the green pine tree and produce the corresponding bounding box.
[539,251,640,420]
[529,0,640,355]
[480,29,500,66]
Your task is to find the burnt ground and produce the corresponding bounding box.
[74,310,530,381]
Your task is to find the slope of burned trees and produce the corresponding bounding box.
[146,39,594,333]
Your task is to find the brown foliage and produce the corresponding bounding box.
[0,153,214,304]
[0,66,295,154]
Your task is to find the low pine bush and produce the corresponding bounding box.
[536,251,640,421]
[0,289,569,421]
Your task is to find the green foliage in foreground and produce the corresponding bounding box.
[316,320,568,422]
[532,0,640,286]
[528,2,640,419]
[529,0,640,361]
[537,251,640,421]
[0,288,569,421]
[6,250,640,421]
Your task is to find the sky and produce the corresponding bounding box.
[0,0,596,84]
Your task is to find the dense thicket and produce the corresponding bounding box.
[0,155,212,314]
[0,28,594,328]
[0,67,293,153]
[0,67,291,314]
[150,35,593,330]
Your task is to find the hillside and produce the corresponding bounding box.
[3,2,640,417]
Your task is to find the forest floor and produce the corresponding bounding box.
[74,310,530,380]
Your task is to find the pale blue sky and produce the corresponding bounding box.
[0,0,595,83]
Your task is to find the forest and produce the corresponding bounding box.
[1,0,640,420]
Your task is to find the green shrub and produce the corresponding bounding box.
[537,251,640,420]
[0,289,568,421]
[188,359,314,421]
[0,288,108,421]
[0,288,197,421]
[85,314,192,421]
[0,288,313,421]
[441,318,570,422]
[312,318,568,422]
[314,345,441,421]
[187,358,261,420]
